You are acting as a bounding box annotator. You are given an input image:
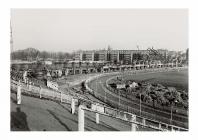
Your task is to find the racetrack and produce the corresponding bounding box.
[87,69,188,128]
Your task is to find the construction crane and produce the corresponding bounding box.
[147,46,159,56]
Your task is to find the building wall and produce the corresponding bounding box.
[108,50,118,64]
[97,51,106,61]
[94,52,99,61]
[82,51,94,61]
[74,52,82,61]
[74,49,167,64]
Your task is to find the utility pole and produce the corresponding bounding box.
[170,100,178,125]
[170,104,173,124]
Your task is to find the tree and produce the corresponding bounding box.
[40,51,49,60]
[150,91,157,108]
[180,91,188,101]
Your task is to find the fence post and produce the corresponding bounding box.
[60,91,62,103]
[96,112,99,124]
[123,113,127,120]
[78,105,84,131]
[171,125,174,131]
[17,82,21,105]
[131,114,136,131]
[71,98,75,114]
[159,123,162,130]
[142,118,146,128]
[24,77,27,84]
[39,86,42,98]
[29,82,32,91]
[26,78,28,88]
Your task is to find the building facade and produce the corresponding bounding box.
[74,49,164,65]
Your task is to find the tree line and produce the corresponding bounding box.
[11,48,74,61]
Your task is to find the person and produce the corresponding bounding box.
[11,107,30,131]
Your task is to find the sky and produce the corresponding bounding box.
[11,9,188,53]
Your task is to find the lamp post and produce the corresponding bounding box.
[118,89,120,110]
[140,93,142,116]
[118,89,121,117]
[170,100,178,125]
[170,103,173,124]
[95,77,98,93]
[105,88,106,103]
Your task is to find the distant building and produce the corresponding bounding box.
[82,51,94,61]
[74,49,166,65]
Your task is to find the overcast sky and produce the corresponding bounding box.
[11,9,188,52]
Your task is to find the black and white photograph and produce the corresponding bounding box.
[10,9,188,131]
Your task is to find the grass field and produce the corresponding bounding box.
[122,69,188,92]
